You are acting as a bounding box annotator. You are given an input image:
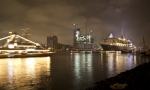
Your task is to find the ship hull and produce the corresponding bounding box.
[121,49,133,53]
[100,44,123,51]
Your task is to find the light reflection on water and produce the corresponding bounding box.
[72,53,93,90]
[103,52,138,77]
[0,57,51,90]
[0,52,150,90]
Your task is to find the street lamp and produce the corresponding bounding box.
[73,23,76,30]
[90,30,93,37]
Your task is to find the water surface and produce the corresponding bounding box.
[0,51,149,90]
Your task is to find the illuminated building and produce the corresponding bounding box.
[73,28,94,50]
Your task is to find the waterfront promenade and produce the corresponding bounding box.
[86,60,150,90]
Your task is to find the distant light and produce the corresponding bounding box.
[9,32,12,34]
[7,39,10,42]
[36,43,40,46]
[26,48,35,51]
[8,44,14,48]
[14,40,17,42]
[14,43,17,46]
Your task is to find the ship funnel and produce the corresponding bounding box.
[121,35,124,39]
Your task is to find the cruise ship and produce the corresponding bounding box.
[100,33,136,51]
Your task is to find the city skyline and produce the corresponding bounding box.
[0,0,150,47]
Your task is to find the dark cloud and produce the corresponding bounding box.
[0,0,150,47]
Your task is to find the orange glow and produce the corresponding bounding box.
[0,57,51,89]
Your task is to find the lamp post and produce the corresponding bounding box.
[73,23,76,30]
[90,30,93,49]
[73,23,76,49]
[85,20,88,36]
[90,30,93,37]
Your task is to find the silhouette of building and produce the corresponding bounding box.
[47,36,58,49]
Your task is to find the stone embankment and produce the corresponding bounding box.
[86,62,150,90]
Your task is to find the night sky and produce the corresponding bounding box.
[0,0,150,48]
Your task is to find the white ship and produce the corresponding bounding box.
[0,30,55,58]
[100,33,136,51]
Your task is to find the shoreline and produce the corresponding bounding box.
[86,61,150,90]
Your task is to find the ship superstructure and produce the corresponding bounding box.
[100,33,136,51]
[0,30,50,53]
